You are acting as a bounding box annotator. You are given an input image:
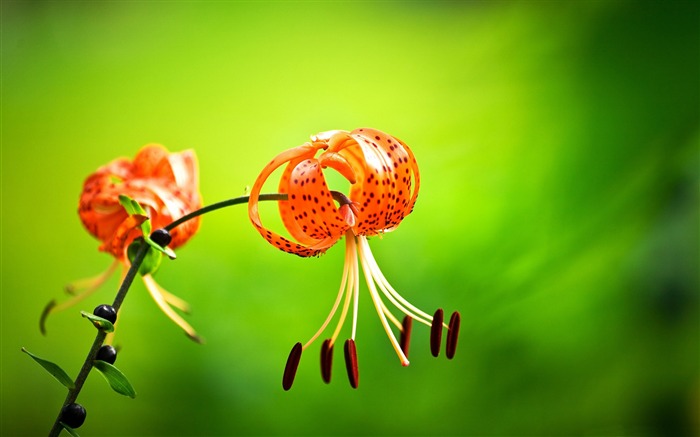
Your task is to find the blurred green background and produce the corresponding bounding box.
[2,1,698,436]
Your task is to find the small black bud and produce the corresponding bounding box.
[60,403,86,429]
[95,345,117,365]
[93,304,117,324]
[150,229,172,247]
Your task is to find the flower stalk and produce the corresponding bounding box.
[47,241,149,437]
[46,194,281,437]
[164,193,287,232]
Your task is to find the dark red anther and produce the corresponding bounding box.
[282,342,302,391]
[320,339,333,384]
[430,308,444,357]
[344,339,359,389]
[399,316,413,358]
[446,311,461,359]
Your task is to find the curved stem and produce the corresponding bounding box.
[165,193,288,231]
[47,193,286,436]
[164,191,350,232]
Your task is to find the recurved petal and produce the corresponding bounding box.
[248,143,322,229]
[394,135,421,217]
[167,149,199,190]
[132,145,170,178]
[249,142,337,257]
[343,128,420,235]
[318,151,357,184]
[283,159,349,241]
[142,183,201,249]
[278,157,321,246]
[99,214,148,258]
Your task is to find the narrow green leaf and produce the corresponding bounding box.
[21,347,75,390]
[60,422,81,437]
[118,195,151,235]
[93,360,137,398]
[140,214,153,236]
[118,194,147,216]
[80,311,115,332]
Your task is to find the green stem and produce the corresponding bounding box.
[47,193,285,437]
[165,193,288,231]
[165,191,352,232]
[47,242,149,437]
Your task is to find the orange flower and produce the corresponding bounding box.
[42,145,203,342]
[248,128,460,390]
[79,145,200,259]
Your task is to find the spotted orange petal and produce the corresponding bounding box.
[342,128,420,235]
[248,141,340,257]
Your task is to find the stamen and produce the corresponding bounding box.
[283,342,303,391]
[160,288,192,314]
[344,339,359,389]
[41,261,122,334]
[64,260,120,296]
[142,275,203,344]
[430,308,444,357]
[330,268,354,343]
[360,240,433,326]
[39,300,57,336]
[357,237,409,366]
[446,311,461,359]
[379,297,403,330]
[347,233,360,340]
[303,243,351,349]
[400,316,413,358]
[329,232,357,344]
[320,339,333,383]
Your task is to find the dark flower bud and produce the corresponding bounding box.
[93,304,117,324]
[95,345,117,365]
[150,229,172,247]
[60,403,86,429]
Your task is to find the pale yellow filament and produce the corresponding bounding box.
[357,236,409,366]
[142,274,201,343]
[302,236,352,350]
[51,260,121,315]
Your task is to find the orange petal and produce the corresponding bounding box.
[319,151,357,184]
[278,157,321,246]
[132,145,169,178]
[100,214,148,259]
[283,159,349,241]
[248,143,321,228]
[248,142,337,257]
[345,128,420,235]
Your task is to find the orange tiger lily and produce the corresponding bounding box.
[42,145,203,342]
[248,128,460,389]
[79,144,200,259]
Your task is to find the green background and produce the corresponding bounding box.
[2,1,698,436]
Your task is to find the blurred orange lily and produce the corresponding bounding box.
[42,145,203,342]
[249,128,460,389]
[79,144,201,260]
